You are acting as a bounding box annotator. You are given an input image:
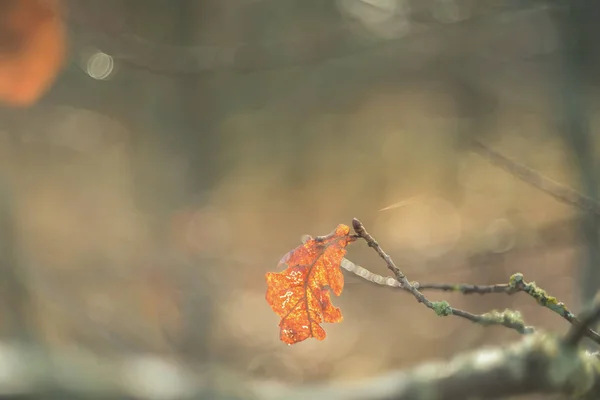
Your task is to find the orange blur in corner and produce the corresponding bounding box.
[0,0,66,107]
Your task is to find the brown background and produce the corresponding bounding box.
[0,1,596,398]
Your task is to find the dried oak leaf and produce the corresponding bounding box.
[265,224,354,345]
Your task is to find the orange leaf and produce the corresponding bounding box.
[265,224,353,345]
[0,0,66,106]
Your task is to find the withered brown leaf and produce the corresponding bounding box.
[265,224,353,345]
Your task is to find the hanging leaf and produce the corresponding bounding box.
[265,224,354,345]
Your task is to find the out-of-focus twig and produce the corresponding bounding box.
[565,297,600,347]
[351,218,534,334]
[471,140,600,215]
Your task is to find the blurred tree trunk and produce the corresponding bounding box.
[553,0,600,315]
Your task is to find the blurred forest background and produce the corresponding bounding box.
[0,0,599,396]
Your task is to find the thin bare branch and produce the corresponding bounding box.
[351,218,534,334]
[414,281,511,294]
[340,255,600,345]
[565,297,600,347]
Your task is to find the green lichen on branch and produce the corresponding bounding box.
[432,301,452,316]
[509,273,577,320]
[270,333,600,400]
[478,309,533,334]
[535,333,600,398]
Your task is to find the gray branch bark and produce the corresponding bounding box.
[0,332,599,400]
